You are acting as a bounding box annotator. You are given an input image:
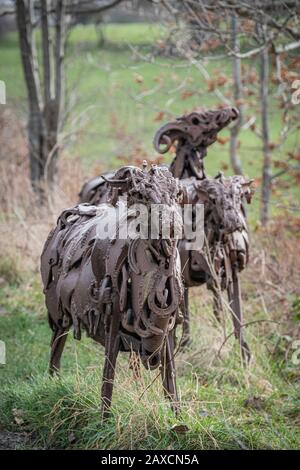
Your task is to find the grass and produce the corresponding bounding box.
[0,271,300,449]
[0,23,300,449]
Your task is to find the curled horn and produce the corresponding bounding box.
[153,107,239,155]
[153,120,189,154]
[102,169,134,206]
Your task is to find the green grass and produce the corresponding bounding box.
[0,273,300,449]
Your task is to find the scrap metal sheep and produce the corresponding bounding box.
[41,165,184,418]
[78,107,255,362]
[154,108,254,362]
[179,174,254,362]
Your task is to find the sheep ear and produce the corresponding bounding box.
[241,179,254,187]
[241,180,255,204]
[214,171,225,183]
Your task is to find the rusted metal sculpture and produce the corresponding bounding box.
[41,165,184,418]
[79,108,239,205]
[153,107,239,180]
[154,108,254,362]
[179,174,254,361]
[79,172,113,205]
[78,107,255,363]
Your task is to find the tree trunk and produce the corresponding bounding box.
[229,12,243,175]
[45,0,65,185]
[259,33,272,225]
[16,1,122,204]
[16,0,65,203]
[16,0,47,203]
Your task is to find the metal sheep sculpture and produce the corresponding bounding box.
[153,108,255,362]
[78,107,255,363]
[179,174,254,361]
[41,165,184,418]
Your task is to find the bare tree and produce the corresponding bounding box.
[16,0,60,203]
[15,0,124,203]
[160,0,300,225]
[229,12,243,175]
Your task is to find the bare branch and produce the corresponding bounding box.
[1,0,125,16]
[67,0,124,15]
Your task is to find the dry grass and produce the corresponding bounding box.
[0,108,99,275]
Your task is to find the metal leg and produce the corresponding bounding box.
[101,306,120,421]
[49,326,68,375]
[181,288,191,348]
[161,331,180,415]
[227,269,251,365]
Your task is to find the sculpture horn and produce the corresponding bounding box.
[153,121,188,154]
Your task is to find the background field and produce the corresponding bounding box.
[0,23,300,450]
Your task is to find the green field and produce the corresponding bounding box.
[0,23,300,450]
[1,23,299,222]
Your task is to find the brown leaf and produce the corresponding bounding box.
[170,424,190,434]
[153,111,166,122]
[216,74,227,86]
[153,75,164,84]
[254,177,261,186]
[180,90,195,100]
[206,79,215,92]
[244,396,266,410]
[235,98,245,106]
[220,161,229,171]
[257,379,274,396]
[268,142,277,150]
[133,73,144,84]
[273,160,288,169]
[217,136,229,145]
[12,408,25,426]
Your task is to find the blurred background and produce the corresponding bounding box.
[0,0,300,450]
